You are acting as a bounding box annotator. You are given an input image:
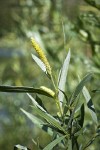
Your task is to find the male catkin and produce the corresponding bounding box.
[31,37,52,77]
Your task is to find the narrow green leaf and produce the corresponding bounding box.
[21,108,53,136]
[58,50,71,106]
[31,105,67,135]
[82,86,98,124]
[32,54,46,73]
[0,85,54,98]
[70,73,93,104]
[43,135,66,150]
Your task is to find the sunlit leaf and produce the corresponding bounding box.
[32,54,46,73]
[58,50,71,106]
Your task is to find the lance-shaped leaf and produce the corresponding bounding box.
[82,86,98,124]
[43,135,66,150]
[31,105,67,135]
[32,54,46,73]
[58,50,70,107]
[21,109,53,136]
[0,85,54,98]
[70,73,93,105]
[27,93,64,132]
[27,93,62,131]
[27,93,46,113]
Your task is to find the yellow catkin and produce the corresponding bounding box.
[40,86,55,97]
[31,37,52,77]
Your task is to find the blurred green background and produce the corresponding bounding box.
[0,0,100,149]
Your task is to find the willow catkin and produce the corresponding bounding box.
[31,37,52,77]
[40,86,55,97]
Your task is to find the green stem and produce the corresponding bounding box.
[51,74,63,116]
